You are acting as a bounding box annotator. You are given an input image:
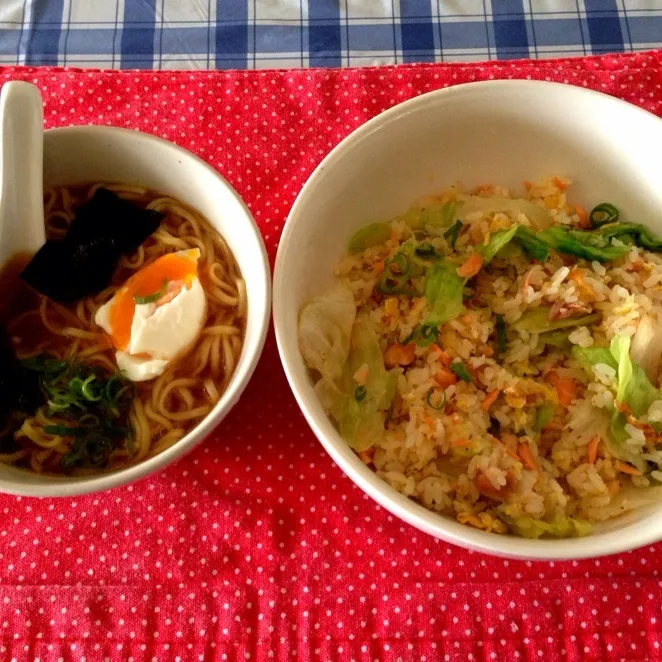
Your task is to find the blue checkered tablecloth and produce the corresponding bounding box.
[1,1,661,70]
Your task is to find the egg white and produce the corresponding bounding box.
[95,275,207,382]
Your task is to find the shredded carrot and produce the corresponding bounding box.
[475,470,516,501]
[474,184,494,194]
[505,448,520,462]
[493,435,520,461]
[575,205,590,228]
[372,260,385,278]
[543,421,563,431]
[518,443,538,471]
[553,176,569,191]
[615,461,642,476]
[554,378,577,407]
[568,267,595,298]
[358,448,374,465]
[430,344,452,367]
[353,363,369,386]
[545,370,559,386]
[523,180,532,191]
[481,390,499,411]
[389,228,399,243]
[568,268,584,284]
[587,435,600,464]
[384,342,416,369]
[521,268,534,295]
[457,253,484,278]
[451,438,472,448]
[434,368,457,389]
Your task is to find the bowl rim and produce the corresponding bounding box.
[273,79,662,560]
[3,124,271,498]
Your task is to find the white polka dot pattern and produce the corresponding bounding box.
[0,51,662,660]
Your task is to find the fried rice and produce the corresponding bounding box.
[298,177,662,538]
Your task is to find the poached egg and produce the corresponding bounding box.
[95,248,207,381]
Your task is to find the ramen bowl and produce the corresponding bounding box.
[0,126,270,497]
[273,80,662,560]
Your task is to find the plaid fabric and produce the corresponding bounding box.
[0,0,661,70]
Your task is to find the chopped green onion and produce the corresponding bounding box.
[414,324,439,347]
[44,425,84,437]
[134,278,168,305]
[462,287,475,301]
[401,331,414,345]
[388,253,410,277]
[415,243,437,258]
[450,361,472,383]
[589,203,619,228]
[354,385,367,402]
[426,387,446,411]
[443,220,463,249]
[378,276,406,295]
[80,375,102,402]
[23,354,136,471]
[533,402,555,432]
[495,314,507,354]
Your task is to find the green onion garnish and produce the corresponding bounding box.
[450,361,472,383]
[134,279,168,305]
[44,425,84,437]
[589,203,619,228]
[355,385,367,402]
[426,387,446,411]
[415,324,439,347]
[388,253,410,277]
[415,243,437,258]
[22,354,136,471]
[443,220,463,249]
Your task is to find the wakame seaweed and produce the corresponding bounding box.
[21,188,164,303]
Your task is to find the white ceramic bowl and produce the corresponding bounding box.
[1,126,270,497]
[273,80,662,560]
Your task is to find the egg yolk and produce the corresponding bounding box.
[108,251,199,351]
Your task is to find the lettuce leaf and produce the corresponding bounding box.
[457,196,553,230]
[499,513,592,539]
[610,335,660,417]
[514,226,550,262]
[399,201,458,230]
[595,222,662,252]
[479,225,519,264]
[608,410,649,473]
[630,314,662,385]
[572,335,660,473]
[425,260,465,325]
[348,222,391,253]
[299,286,356,382]
[535,226,630,262]
[334,317,397,452]
[571,345,618,372]
[512,307,601,335]
[539,329,571,350]
[478,225,549,265]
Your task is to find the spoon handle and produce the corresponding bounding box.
[0,81,45,265]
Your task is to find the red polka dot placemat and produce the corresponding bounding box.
[2,50,662,662]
